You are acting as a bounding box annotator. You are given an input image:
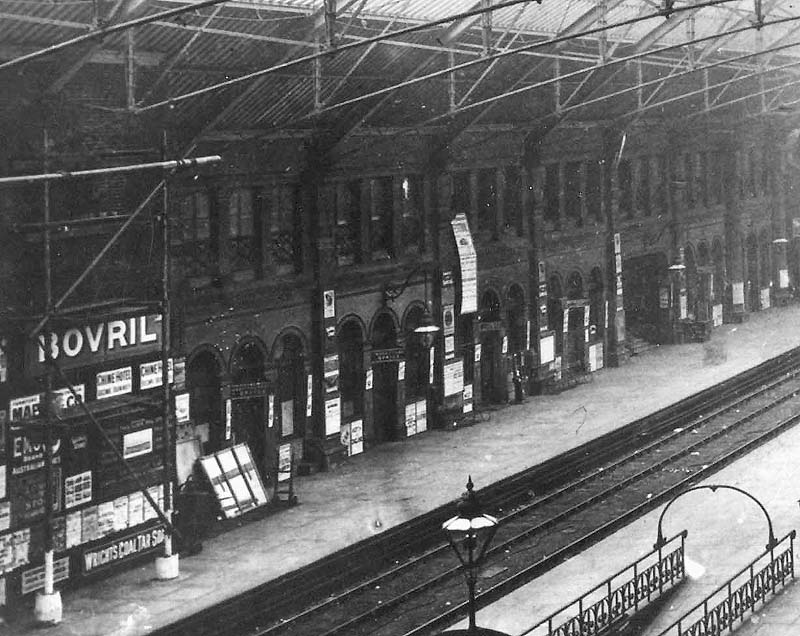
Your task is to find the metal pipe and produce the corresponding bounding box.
[42,129,55,597]
[0,0,232,73]
[160,130,174,558]
[0,155,221,186]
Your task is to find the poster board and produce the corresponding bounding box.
[540,334,555,364]
[199,444,268,519]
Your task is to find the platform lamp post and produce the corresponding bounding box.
[442,477,499,634]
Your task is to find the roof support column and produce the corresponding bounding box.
[724,146,747,322]
[603,128,627,365]
[481,0,493,56]
[125,29,136,110]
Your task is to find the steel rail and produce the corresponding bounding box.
[253,364,800,636]
[146,347,800,636]
[406,394,800,636]
[309,374,800,636]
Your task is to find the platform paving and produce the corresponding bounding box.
[6,303,800,636]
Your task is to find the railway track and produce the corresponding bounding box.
[150,347,800,636]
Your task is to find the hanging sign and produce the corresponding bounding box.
[371,348,404,363]
[229,382,267,400]
[451,213,477,314]
[29,314,162,373]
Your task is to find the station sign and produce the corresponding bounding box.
[27,314,162,373]
[371,348,404,364]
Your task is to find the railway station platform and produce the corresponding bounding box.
[6,302,800,636]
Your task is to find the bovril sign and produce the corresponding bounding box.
[82,525,165,574]
[28,314,162,372]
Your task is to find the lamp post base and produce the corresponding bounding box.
[155,553,180,580]
[34,590,62,625]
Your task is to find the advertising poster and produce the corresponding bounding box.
[502,336,508,354]
[540,334,555,364]
[9,394,41,422]
[66,510,82,548]
[97,501,115,537]
[733,281,745,305]
[139,358,174,390]
[0,466,4,499]
[760,288,771,310]
[324,397,341,437]
[281,400,294,438]
[445,335,455,359]
[82,525,165,575]
[0,339,6,383]
[0,501,9,532]
[443,305,455,336]
[65,471,92,509]
[398,361,405,382]
[225,399,232,440]
[365,368,373,391]
[11,528,30,570]
[278,444,292,482]
[475,344,482,362]
[122,429,153,460]
[113,496,129,532]
[350,419,363,456]
[444,361,464,397]
[96,367,133,400]
[405,403,416,437]
[173,357,186,391]
[323,289,336,319]
[429,348,434,384]
[81,505,99,544]
[0,534,12,573]
[268,394,275,429]
[451,213,477,314]
[306,374,313,416]
[415,399,427,433]
[324,355,339,393]
[174,393,190,423]
[128,491,144,527]
[463,384,473,414]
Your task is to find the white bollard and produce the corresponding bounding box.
[155,534,180,580]
[34,590,62,625]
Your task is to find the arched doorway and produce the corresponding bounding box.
[546,275,564,355]
[404,305,429,399]
[746,234,759,311]
[588,267,605,339]
[565,271,586,374]
[479,289,503,404]
[229,339,268,479]
[759,229,771,308]
[275,332,306,441]
[685,244,697,320]
[506,284,526,355]
[371,312,399,442]
[338,318,365,430]
[712,239,725,312]
[187,349,222,457]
